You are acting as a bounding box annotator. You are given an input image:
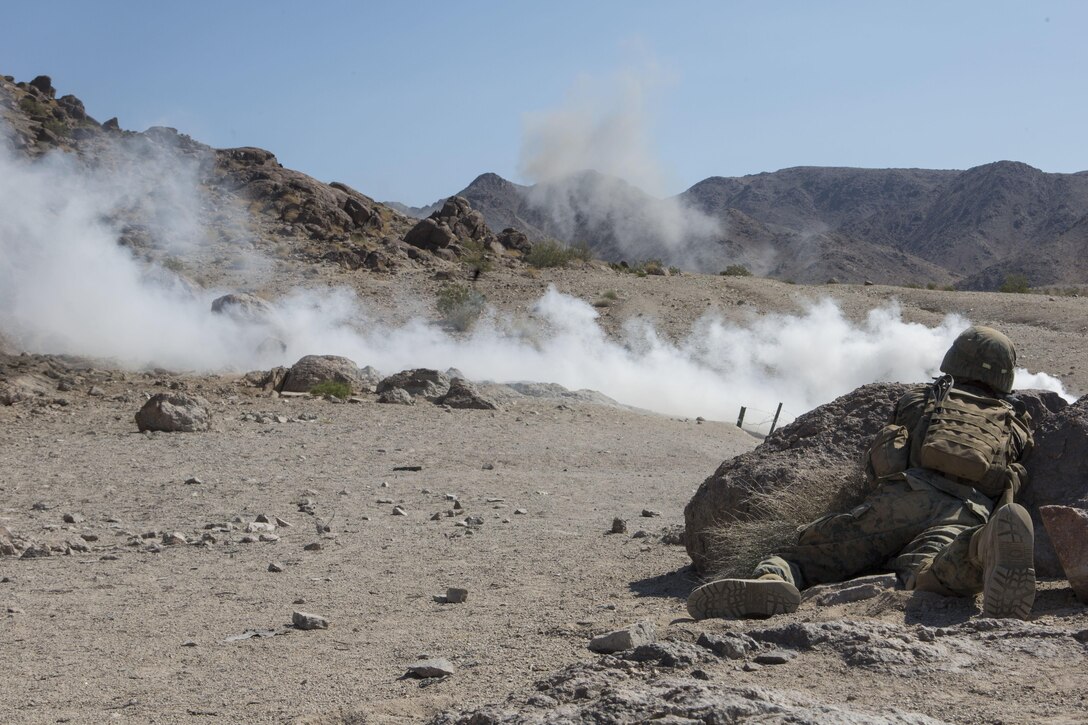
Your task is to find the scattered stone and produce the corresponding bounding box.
[259,534,279,542]
[514,508,528,515]
[268,562,285,573]
[1040,505,1088,602]
[62,513,83,524]
[691,668,711,680]
[0,526,16,556]
[392,506,407,516]
[184,477,203,485]
[464,516,484,526]
[20,544,51,559]
[588,621,656,654]
[482,463,495,470]
[292,611,329,630]
[135,393,212,433]
[445,587,469,604]
[377,498,394,504]
[79,533,98,542]
[405,658,455,679]
[181,640,197,647]
[393,465,423,472]
[453,500,463,510]
[274,517,292,528]
[631,530,649,539]
[609,517,627,535]
[754,649,797,665]
[430,512,443,521]
[162,532,188,546]
[303,542,322,551]
[641,509,661,518]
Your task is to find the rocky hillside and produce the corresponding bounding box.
[0,73,528,283]
[412,163,1088,290]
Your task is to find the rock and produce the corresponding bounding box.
[20,544,51,559]
[292,611,329,630]
[135,393,212,433]
[641,509,660,518]
[404,196,496,254]
[162,532,188,545]
[436,378,498,410]
[406,658,455,678]
[268,562,285,573]
[377,369,450,400]
[29,75,55,97]
[184,477,203,485]
[1039,506,1088,602]
[392,506,407,516]
[1023,396,1088,575]
[274,517,292,528]
[696,631,757,660]
[497,227,532,254]
[210,293,273,322]
[684,383,1066,572]
[514,508,527,515]
[802,573,899,606]
[280,355,377,395]
[445,587,469,603]
[62,513,83,524]
[430,512,442,521]
[377,387,414,405]
[588,621,655,653]
[609,517,627,535]
[303,542,322,551]
[754,649,797,665]
[0,526,17,556]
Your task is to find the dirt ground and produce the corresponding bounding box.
[2,264,1087,724]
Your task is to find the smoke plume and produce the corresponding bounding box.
[0,130,1072,428]
[518,66,724,270]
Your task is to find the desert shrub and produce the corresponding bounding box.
[999,273,1030,294]
[601,289,619,300]
[525,239,580,268]
[704,475,872,580]
[720,264,752,277]
[162,256,186,273]
[18,96,47,117]
[42,118,69,137]
[460,239,493,275]
[569,241,594,263]
[436,282,486,331]
[668,266,681,275]
[310,380,351,398]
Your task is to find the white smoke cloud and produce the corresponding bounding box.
[0,129,1072,428]
[518,65,723,270]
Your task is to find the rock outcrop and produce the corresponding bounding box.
[403,196,497,257]
[1039,505,1088,602]
[437,378,498,410]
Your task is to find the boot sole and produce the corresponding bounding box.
[687,578,800,620]
[983,505,1035,619]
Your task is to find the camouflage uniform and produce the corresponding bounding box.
[752,382,1033,595]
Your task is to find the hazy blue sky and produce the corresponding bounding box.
[3,1,1086,205]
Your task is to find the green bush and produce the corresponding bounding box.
[720,264,752,277]
[310,380,352,398]
[999,273,1030,294]
[460,239,493,275]
[436,282,487,331]
[524,239,588,268]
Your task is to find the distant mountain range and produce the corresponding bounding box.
[390,163,1088,289]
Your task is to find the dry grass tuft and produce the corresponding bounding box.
[704,473,873,580]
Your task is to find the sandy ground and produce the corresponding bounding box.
[2,264,1087,724]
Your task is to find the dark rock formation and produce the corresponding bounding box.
[403,196,496,253]
[377,369,451,400]
[437,378,498,410]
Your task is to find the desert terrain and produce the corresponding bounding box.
[3,264,1088,724]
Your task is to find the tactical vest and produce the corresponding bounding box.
[868,376,1028,499]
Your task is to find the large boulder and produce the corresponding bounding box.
[210,292,274,322]
[135,393,212,432]
[403,196,496,252]
[1022,395,1088,576]
[376,369,450,400]
[280,355,377,394]
[437,378,498,410]
[684,383,1068,574]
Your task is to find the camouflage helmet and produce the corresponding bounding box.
[940,326,1016,393]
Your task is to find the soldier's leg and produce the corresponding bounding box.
[688,480,939,620]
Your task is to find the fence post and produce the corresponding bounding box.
[736,406,746,428]
[769,402,783,435]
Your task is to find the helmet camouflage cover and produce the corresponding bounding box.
[940,326,1017,393]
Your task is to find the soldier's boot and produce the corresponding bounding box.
[686,573,800,621]
[973,503,1035,619]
